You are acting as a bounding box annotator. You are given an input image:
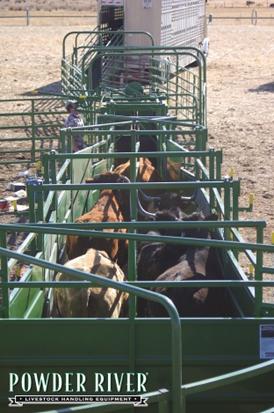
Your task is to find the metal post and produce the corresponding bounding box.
[0,230,9,318]
[232,180,240,221]
[31,99,35,162]
[224,179,231,239]
[49,151,57,218]
[36,187,44,252]
[255,225,264,316]
[27,184,37,254]
[181,389,186,413]
[43,154,49,184]
[26,7,30,26]
[209,149,215,210]
[128,130,137,374]
[216,150,222,180]
[232,180,240,259]
[175,55,179,116]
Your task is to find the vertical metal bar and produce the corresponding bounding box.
[0,231,9,318]
[158,396,169,413]
[28,184,36,223]
[255,225,264,316]
[26,7,30,26]
[128,130,137,374]
[232,181,240,221]
[43,154,49,184]
[216,150,222,180]
[181,389,186,413]
[31,99,35,162]
[49,151,57,185]
[195,128,201,152]
[194,158,200,180]
[195,128,207,152]
[209,149,215,211]
[224,179,231,239]
[175,55,179,116]
[27,184,38,255]
[36,187,44,252]
[59,130,65,154]
[232,180,240,259]
[203,128,208,150]
[49,151,58,220]
[171,316,183,413]
[68,129,73,154]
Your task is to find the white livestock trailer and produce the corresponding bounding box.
[97,0,207,54]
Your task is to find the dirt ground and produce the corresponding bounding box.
[0,0,96,11]
[0,14,273,231]
[0,11,273,296]
[207,19,274,245]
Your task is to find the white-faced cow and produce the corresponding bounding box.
[52,248,128,318]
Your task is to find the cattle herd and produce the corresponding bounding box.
[52,156,221,319]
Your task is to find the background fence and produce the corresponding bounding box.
[0,11,96,26]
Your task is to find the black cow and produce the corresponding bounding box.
[137,210,218,317]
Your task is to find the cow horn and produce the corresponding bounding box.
[111,174,156,219]
[180,189,198,202]
[137,194,156,219]
[139,190,161,203]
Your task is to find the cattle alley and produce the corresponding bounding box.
[0,13,273,299]
[0,16,273,236]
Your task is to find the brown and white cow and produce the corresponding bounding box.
[52,248,128,318]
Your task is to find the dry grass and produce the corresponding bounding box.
[0,0,97,11]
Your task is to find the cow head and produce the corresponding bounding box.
[87,172,129,184]
[180,211,218,240]
[156,191,197,212]
[87,173,131,220]
[154,209,184,237]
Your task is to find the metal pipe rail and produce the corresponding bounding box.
[28,180,238,191]
[41,389,170,413]
[62,42,206,124]
[43,150,220,159]
[1,222,273,253]
[4,280,274,289]
[81,50,203,123]
[0,246,182,413]
[62,30,155,60]
[181,359,274,412]
[0,96,91,165]
[9,220,265,229]
[43,149,220,182]
[63,128,205,135]
[40,360,274,413]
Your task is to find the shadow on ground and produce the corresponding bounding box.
[22,80,62,96]
[249,82,274,93]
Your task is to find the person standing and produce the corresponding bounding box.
[64,101,86,152]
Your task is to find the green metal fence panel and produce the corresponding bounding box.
[1,29,274,413]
